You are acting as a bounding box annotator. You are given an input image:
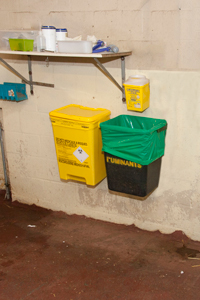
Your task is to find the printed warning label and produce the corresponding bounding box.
[73,147,89,163]
[56,138,87,148]
[58,157,90,168]
[56,138,89,167]
[127,88,140,101]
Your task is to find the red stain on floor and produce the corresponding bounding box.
[0,190,200,300]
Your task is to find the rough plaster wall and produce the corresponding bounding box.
[1,0,200,70]
[0,0,200,240]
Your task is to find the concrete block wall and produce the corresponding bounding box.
[0,0,200,240]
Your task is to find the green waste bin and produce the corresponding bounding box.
[100,115,167,197]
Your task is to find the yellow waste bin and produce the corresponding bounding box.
[123,75,150,112]
[49,104,111,186]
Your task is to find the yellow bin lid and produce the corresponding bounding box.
[49,104,111,123]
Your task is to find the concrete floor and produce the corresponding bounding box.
[1,190,200,300]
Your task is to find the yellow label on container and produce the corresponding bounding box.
[127,88,140,100]
[106,156,142,168]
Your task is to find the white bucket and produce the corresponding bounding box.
[41,26,56,52]
[56,28,68,41]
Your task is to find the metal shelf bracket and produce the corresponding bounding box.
[0,50,131,98]
[0,56,54,95]
[93,56,126,102]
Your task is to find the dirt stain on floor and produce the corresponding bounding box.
[176,244,200,258]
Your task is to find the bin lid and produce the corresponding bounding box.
[123,75,149,86]
[49,104,111,122]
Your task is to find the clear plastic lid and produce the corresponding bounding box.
[124,75,149,86]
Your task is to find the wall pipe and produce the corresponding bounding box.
[0,123,11,200]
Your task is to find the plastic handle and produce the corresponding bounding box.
[92,47,110,53]
[92,40,105,51]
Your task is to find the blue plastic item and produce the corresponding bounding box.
[93,47,111,53]
[92,40,119,53]
[92,40,105,51]
[0,82,28,101]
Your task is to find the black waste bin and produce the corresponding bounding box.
[100,115,167,197]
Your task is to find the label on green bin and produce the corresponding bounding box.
[106,155,142,168]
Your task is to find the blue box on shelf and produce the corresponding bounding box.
[0,82,28,102]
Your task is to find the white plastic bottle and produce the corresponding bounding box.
[37,31,46,52]
[41,26,56,51]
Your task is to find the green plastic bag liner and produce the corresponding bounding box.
[100,115,167,165]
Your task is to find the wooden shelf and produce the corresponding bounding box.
[0,50,132,58]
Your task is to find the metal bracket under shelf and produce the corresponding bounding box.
[93,57,126,102]
[0,56,54,95]
[0,52,129,100]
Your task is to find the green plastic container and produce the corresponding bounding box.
[100,115,167,166]
[100,115,167,197]
[9,39,34,51]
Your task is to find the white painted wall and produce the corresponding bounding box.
[0,0,200,240]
